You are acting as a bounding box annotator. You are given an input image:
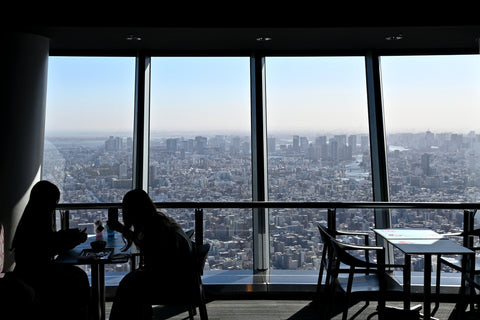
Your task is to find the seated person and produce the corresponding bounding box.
[11,180,90,320]
[108,189,193,320]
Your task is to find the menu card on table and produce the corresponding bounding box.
[373,228,445,240]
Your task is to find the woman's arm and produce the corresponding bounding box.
[53,228,87,252]
[107,220,141,246]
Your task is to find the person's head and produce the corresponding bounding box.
[121,189,157,228]
[16,180,60,235]
[29,180,60,210]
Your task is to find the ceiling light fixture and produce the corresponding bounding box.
[385,34,404,41]
[125,35,142,41]
[256,36,272,42]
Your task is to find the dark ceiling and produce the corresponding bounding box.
[6,6,480,55]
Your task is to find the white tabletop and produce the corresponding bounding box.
[389,238,473,255]
[373,228,473,254]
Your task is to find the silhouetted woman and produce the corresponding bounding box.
[108,189,193,320]
[12,180,90,320]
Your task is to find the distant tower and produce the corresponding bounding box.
[166,138,177,153]
[105,136,120,151]
[300,136,309,151]
[329,138,338,161]
[348,135,357,153]
[425,131,434,148]
[293,135,300,152]
[231,136,241,154]
[195,136,208,154]
[421,153,432,176]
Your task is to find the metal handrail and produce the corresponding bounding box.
[57,201,479,248]
[57,201,480,210]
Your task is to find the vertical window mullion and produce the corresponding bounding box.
[366,52,390,206]
[366,52,393,263]
[251,54,269,271]
[133,53,151,191]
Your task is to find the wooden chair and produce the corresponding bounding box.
[316,223,371,297]
[325,230,418,320]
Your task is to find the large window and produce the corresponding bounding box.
[265,57,372,269]
[42,54,480,274]
[149,57,252,270]
[43,57,135,204]
[43,56,135,275]
[382,55,480,229]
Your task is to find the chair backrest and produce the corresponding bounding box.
[329,237,384,271]
[317,224,336,262]
[317,223,334,244]
[190,242,210,276]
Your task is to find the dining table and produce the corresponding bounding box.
[373,228,475,320]
[55,234,130,320]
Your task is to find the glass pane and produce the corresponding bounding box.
[43,57,135,203]
[265,56,372,270]
[382,55,480,204]
[266,56,372,202]
[150,57,252,270]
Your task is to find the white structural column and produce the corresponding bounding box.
[0,32,50,270]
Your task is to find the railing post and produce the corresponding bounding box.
[463,209,476,247]
[195,208,203,246]
[60,210,69,230]
[327,208,336,232]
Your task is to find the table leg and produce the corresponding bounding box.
[424,254,432,320]
[404,254,411,312]
[91,264,106,320]
[465,252,475,312]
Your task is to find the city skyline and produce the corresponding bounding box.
[43,130,480,271]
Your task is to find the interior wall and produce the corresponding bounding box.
[0,32,49,271]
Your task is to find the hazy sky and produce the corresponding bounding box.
[45,55,480,136]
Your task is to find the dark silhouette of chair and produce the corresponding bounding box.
[316,223,372,297]
[435,210,480,314]
[0,223,37,319]
[129,229,195,271]
[138,239,210,320]
[325,229,419,320]
[0,223,4,278]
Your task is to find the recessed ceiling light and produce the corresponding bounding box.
[385,34,404,41]
[256,36,272,42]
[125,35,142,41]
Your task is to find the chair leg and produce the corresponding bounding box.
[188,306,195,319]
[434,254,441,316]
[324,276,337,320]
[342,275,355,320]
[198,302,208,320]
[318,248,327,287]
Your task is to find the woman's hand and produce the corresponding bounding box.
[107,220,124,233]
[57,228,88,250]
[67,227,87,244]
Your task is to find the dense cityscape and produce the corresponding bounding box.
[42,130,480,273]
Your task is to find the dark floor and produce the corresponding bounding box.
[102,269,479,319]
[104,299,479,320]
